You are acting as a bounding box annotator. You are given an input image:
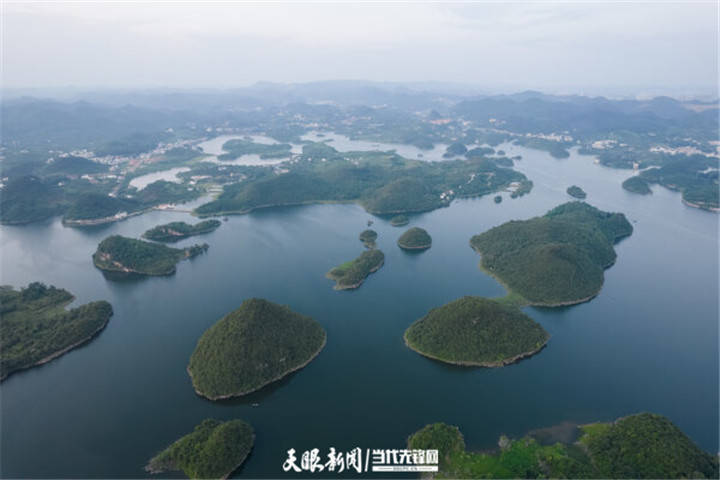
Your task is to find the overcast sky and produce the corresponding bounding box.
[2,1,718,96]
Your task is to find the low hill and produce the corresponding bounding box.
[187,298,326,399]
[404,296,549,366]
[398,227,432,250]
[327,249,384,290]
[146,418,254,479]
[0,282,113,381]
[470,202,632,305]
[93,235,208,276]
[142,220,221,242]
[409,413,718,479]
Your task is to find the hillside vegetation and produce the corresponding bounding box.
[359,229,378,248]
[93,235,208,276]
[398,227,432,250]
[146,418,254,479]
[409,413,718,479]
[187,298,326,399]
[0,282,113,381]
[470,202,632,305]
[327,249,385,290]
[404,296,549,366]
[142,220,221,242]
[194,143,526,217]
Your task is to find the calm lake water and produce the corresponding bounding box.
[1,144,717,478]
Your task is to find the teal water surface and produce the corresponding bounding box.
[1,145,717,478]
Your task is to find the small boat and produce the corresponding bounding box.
[252,403,260,407]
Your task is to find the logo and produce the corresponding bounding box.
[283,447,439,473]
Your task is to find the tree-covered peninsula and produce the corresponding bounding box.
[622,175,653,195]
[194,142,527,217]
[142,220,221,242]
[146,418,254,479]
[397,227,432,250]
[93,235,208,276]
[187,298,326,399]
[566,185,587,199]
[404,296,549,367]
[470,202,633,306]
[0,282,113,381]
[326,249,384,290]
[359,229,378,248]
[408,413,718,479]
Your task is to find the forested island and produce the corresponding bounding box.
[398,227,432,250]
[187,298,326,399]
[146,418,254,479]
[404,296,549,366]
[194,142,526,217]
[142,220,221,242]
[408,413,718,479]
[566,185,587,199]
[390,214,409,226]
[93,235,208,276]
[622,176,653,195]
[0,282,113,381]
[470,202,632,306]
[218,138,292,160]
[359,229,377,248]
[326,249,384,290]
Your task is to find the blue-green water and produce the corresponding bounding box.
[1,145,717,478]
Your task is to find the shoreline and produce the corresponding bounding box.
[403,330,549,368]
[398,242,431,250]
[189,333,327,401]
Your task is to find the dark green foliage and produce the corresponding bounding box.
[93,235,208,276]
[581,413,719,479]
[494,195,502,204]
[466,146,495,158]
[187,298,326,398]
[359,229,378,248]
[0,175,66,224]
[327,249,385,289]
[514,138,570,158]
[622,176,653,195]
[363,177,442,214]
[146,419,254,479]
[42,156,108,176]
[444,142,468,158]
[218,139,292,160]
[471,202,632,305]
[95,132,169,157]
[566,185,587,199]
[638,156,719,210]
[389,214,409,226]
[64,193,140,221]
[398,227,432,250]
[132,180,202,206]
[510,179,533,198]
[405,296,549,366]
[194,146,526,217]
[0,283,112,380]
[408,423,465,470]
[143,220,221,242]
[411,414,717,479]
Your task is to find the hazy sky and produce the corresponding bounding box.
[2,1,718,95]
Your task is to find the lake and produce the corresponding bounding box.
[1,144,717,478]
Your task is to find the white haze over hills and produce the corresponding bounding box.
[2,2,718,99]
